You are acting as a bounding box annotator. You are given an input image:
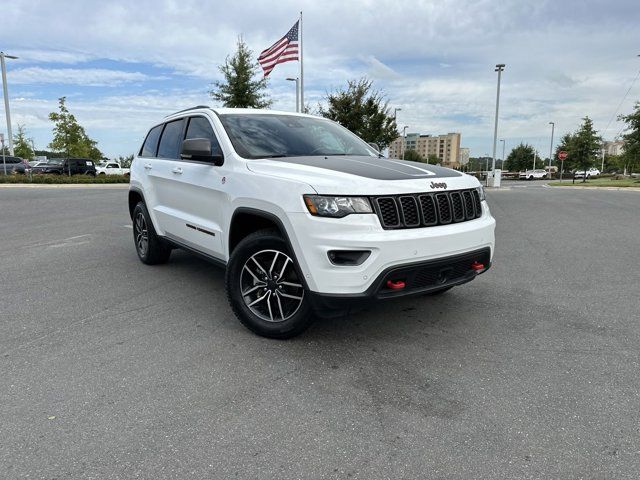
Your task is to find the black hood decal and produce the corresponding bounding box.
[267,156,463,180]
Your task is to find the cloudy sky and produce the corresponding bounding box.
[1,0,639,158]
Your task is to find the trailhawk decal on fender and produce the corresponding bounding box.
[264,155,463,181]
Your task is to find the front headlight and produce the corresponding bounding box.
[476,186,486,202]
[303,195,373,218]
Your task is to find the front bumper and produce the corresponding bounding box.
[307,247,491,317]
[287,201,495,295]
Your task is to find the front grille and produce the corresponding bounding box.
[373,188,482,230]
[375,197,400,227]
[399,196,420,227]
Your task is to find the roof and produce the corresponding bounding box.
[164,106,317,119]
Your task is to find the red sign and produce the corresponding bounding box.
[558,151,568,160]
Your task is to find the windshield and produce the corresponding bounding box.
[48,159,64,165]
[218,114,378,159]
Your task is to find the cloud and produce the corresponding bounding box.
[8,67,164,87]
[0,0,639,157]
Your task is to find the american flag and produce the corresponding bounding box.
[258,20,299,77]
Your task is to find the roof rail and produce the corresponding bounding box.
[165,105,211,117]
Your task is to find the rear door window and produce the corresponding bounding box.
[141,125,163,157]
[157,119,185,159]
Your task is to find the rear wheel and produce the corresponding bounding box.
[226,230,314,339]
[132,202,171,265]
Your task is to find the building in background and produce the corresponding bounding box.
[459,147,470,168]
[388,132,462,168]
[604,139,625,156]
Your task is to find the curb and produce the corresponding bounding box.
[0,183,129,189]
[546,185,640,192]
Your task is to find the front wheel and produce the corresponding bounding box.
[225,230,314,339]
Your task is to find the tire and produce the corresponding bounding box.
[132,202,171,265]
[424,286,454,296]
[225,229,314,339]
[99,172,106,175]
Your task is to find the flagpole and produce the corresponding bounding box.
[299,11,304,113]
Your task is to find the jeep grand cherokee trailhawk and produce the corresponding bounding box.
[129,107,496,338]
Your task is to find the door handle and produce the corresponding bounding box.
[144,163,152,170]
[172,167,183,175]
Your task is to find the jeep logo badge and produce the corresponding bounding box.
[430,181,447,189]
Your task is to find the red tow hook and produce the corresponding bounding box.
[471,261,485,272]
[386,279,406,290]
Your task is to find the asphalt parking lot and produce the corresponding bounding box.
[1,183,640,479]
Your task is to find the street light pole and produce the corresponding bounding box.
[548,122,555,179]
[491,64,506,183]
[402,125,408,160]
[286,77,299,112]
[1,52,18,156]
[394,108,402,124]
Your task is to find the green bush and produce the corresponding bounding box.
[0,174,130,184]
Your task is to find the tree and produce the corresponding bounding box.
[117,154,134,168]
[426,154,440,164]
[13,124,34,159]
[568,116,601,182]
[319,78,398,150]
[209,37,272,109]
[504,143,541,172]
[403,149,424,162]
[48,97,102,160]
[555,133,576,173]
[618,102,640,174]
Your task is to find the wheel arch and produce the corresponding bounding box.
[227,206,313,294]
[128,188,145,220]
[228,207,294,255]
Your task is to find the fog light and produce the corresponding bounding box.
[327,250,371,266]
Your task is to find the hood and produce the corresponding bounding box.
[246,155,478,195]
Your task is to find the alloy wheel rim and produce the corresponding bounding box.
[134,212,148,257]
[240,249,304,323]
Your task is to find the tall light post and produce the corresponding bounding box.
[394,108,402,123]
[1,52,18,156]
[402,125,408,160]
[490,64,505,183]
[548,122,555,179]
[500,139,506,170]
[286,77,300,113]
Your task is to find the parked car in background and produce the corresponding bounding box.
[31,158,64,174]
[96,161,130,176]
[32,158,97,176]
[574,168,600,178]
[519,169,548,180]
[0,156,30,175]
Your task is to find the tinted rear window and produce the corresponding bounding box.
[157,119,184,159]
[141,125,163,157]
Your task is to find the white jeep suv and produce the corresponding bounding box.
[129,107,496,338]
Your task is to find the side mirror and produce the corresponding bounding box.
[180,138,224,166]
[367,142,380,152]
